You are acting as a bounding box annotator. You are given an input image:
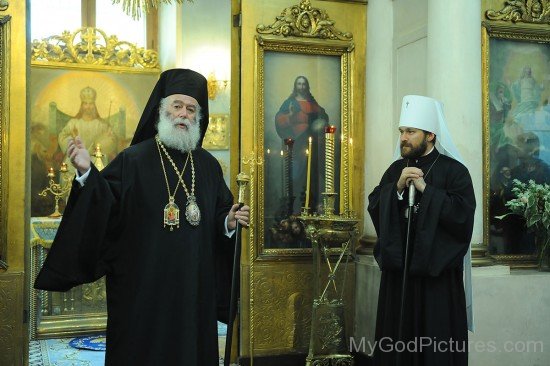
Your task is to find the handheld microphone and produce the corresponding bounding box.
[408,182,416,207]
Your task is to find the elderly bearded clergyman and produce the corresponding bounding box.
[35,69,250,366]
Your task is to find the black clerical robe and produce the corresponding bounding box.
[35,138,234,366]
[367,148,475,366]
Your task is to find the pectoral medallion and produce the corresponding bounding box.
[185,195,201,226]
[164,196,180,231]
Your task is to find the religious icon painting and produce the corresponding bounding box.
[255,35,354,255]
[482,20,550,266]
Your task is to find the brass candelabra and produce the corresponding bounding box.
[38,165,72,218]
[298,125,358,366]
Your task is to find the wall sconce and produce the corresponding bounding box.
[207,72,229,100]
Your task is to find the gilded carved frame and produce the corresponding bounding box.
[482,17,550,267]
[0,15,10,270]
[254,35,354,258]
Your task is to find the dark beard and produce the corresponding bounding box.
[401,138,428,159]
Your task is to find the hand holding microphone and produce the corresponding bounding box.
[398,167,427,197]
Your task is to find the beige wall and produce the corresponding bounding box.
[364,0,483,244]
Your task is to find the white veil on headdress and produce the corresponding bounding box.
[393,95,464,162]
[393,95,474,332]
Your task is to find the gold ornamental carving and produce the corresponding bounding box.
[0,273,24,366]
[256,0,353,41]
[318,311,343,350]
[203,114,230,150]
[486,0,550,24]
[253,267,313,350]
[31,27,159,70]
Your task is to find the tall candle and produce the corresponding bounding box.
[305,136,312,208]
[325,126,336,193]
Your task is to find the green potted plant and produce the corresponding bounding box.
[496,179,550,271]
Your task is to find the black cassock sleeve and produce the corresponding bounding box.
[367,164,406,272]
[367,159,475,276]
[34,156,124,292]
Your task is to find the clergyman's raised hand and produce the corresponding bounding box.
[67,136,91,175]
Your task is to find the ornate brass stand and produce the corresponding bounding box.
[299,206,358,365]
[38,166,72,218]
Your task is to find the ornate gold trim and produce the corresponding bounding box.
[0,15,10,270]
[485,0,550,24]
[0,273,24,365]
[490,254,538,268]
[481,22,549,267]
[203,114,230,150]
[482,21,550,41]
[31,27,159,72]
[242,151,262,362]
[256,0,353,41]
[481,25,491,265]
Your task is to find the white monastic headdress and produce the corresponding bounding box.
[393,95,464,164]
[394,95,474,332]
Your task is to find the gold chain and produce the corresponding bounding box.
[155,135,195,199]
[155,136,190,199]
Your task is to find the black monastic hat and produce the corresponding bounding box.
[131,69,210,146]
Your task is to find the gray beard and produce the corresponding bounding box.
[157,113,201,153]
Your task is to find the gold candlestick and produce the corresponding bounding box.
[324,126,336,193]
[59,162,73,193]
[323,126,337,216]
[38,167,72,218]
[93,143,105,171]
